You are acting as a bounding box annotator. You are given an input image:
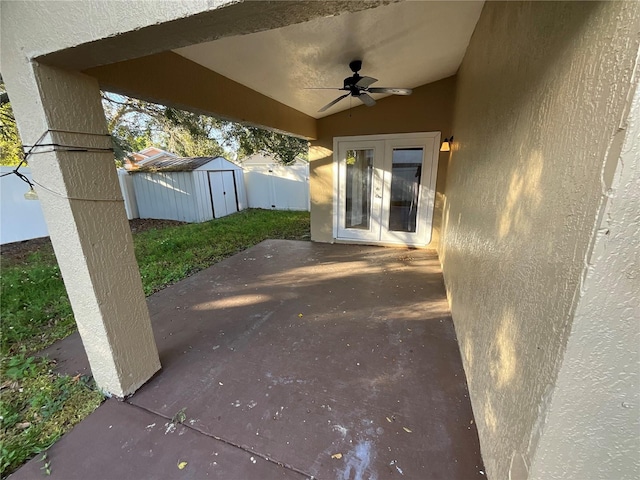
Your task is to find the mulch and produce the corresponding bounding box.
[0,218,186,264]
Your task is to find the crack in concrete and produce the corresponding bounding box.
[125,400,315,479]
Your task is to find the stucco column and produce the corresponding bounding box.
[4,63,160,397]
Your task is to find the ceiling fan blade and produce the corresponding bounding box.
[357,93,376,107]
[355,76,378,88]
[318,93,350,112]
[304,87,344,90]
[367,87,413,95]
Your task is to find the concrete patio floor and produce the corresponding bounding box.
[12,240,484,479]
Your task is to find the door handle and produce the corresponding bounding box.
[375,194,382,198]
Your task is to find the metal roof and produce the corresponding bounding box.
[134,155,227,172]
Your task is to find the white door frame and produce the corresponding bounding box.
[332,132,440,247]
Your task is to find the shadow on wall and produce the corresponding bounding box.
[439,2,619,479]
[432,150,450,250]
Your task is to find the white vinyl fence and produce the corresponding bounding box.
[1,167,139,245]
[243,164,309,211]
[0,167,49,244]
[1,163,308,245]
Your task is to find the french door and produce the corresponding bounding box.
[334,132,439,247]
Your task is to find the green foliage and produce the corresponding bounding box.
[4,354,37,380]
[1,210,309,355]
[224,124,308,165]
[0,83,308,169]
[0,210,309,477]
[136,210,310,294]
[0,356,103,477]
[102,92,307,165]
[172,408,187,424]
[0,81,24,167]
[1,249,75,355]
[101,94,229,161]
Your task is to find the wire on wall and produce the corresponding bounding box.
[1,129,123,203]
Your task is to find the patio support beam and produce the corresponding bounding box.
[3,62,160,397]
[84,52,317,140]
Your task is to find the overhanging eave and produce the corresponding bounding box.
[84,52,317,140]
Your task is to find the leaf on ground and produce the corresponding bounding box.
[331,453,343,459]
[177,461,188,470]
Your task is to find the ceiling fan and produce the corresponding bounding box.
[314,60,413,113]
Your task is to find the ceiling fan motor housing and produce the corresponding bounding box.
[344,60,364,93]
[344,75,363,92]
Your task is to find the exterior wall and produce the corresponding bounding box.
[310,76,456,248]
[529,59,640,480]
[440,2,640,479]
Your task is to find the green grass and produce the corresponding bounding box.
[0,209,310,477]
[136,209,310,295]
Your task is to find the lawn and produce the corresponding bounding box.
[0,209,310,477]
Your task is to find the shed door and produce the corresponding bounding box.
[222,171,238,215]
[209,171,238,218]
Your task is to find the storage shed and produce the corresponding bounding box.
[131,156,247,222]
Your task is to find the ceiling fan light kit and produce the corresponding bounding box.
[316,60,413,113]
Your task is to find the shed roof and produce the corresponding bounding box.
[133,156,238,172]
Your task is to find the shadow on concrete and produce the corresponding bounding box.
[18,240,484,480]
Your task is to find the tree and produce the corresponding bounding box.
[101,94,229,161]
[102,94,308,165]
[0,87,308,167]
[223,124,308,165]
[0,77,24,166]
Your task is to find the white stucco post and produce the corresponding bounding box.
[4,62,160,397]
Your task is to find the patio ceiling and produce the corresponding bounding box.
[174,1,484,118]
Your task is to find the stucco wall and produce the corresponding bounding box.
[528,65,640,480]
[440,2,640,479]
[310,76,456,247]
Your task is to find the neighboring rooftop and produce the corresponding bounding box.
[125,147,177,170]
[124,146,241,173]
[133,155,223,172]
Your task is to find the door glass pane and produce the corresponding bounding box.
[388,148,423,232]
[345,149,373,229]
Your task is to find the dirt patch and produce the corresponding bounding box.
[0,236,53,264]
[1,218,186,265]
[128,218,186,234]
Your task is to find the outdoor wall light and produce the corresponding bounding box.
[440,136,453,152]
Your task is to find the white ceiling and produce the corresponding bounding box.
[174,1,484,119]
